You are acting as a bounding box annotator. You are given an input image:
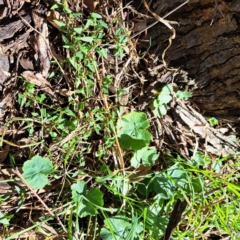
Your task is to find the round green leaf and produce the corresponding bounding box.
[22,156,53,189]
[117,112,151,150]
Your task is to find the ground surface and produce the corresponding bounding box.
[0,0,240,239]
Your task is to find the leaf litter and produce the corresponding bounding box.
[0,0,239,239]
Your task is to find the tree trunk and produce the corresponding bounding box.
[136,0,240,127]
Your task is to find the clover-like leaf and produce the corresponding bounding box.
[158,94,172,104]
[154,103,168,118]
[176,90,191,100]
[157,85,173,103]
[22,156,53,189]
[117,112,151,150]
[160,85,173,95]
[131,146,158,168]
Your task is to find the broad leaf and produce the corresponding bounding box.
[100,215,131,240]
[131,146,158,168]
[87,187,104,203]
[167,164,188,188]
[160,85,173,95]
[153,173,176,199]
[71,181,104,218]
[71,181,87,202]
[154,103,168,118]
[23,156,53,189]
[117,112,151,150]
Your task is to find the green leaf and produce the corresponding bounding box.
[86,187,104,208]
[117,112,151,150]
[71,181,87,202]
[208,117,218,126]
[91,12,102,19]
[167,164,188,188]
[71,181,104,217]
[211,159,222,173]
[160,85,173,95]
[79,36,93,43]
[157,94,172,104]
[176,90,191,100]
[100,215,131,240]
[153,173,176,199]
[131,146,158,168]
[0,211,9,225]
[53,20,66,28]
[97,48,108,59]
[190,151,211,167]
[64,107,76,118]
[154,103,168,118]
[22,156,53,189]
[73,27,83,34]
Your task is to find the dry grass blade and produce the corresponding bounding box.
[143,0,178,67]
[12,168,68,234]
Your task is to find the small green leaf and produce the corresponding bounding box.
[208,117,218,126]
[211,160,222,173]
[100,215,131,240]
[167,164,188,188]
[53,20,66,28]
[158,94,172,104]
[22,156,53,189]
[176,90,191,100]
[160,85,173,95]
[117,112,151,150]
[73,27,83,34]
[71,181,87,202]
[190,151,211,167]
[154,103,168,118]
[131,146,158,168]
[71,181,104,218]
[97,48,108,59]
[154,173,175,199]
[64,107,76,118]
[79,36,93,43]
[91,12,102,19]
[0,211,9,225]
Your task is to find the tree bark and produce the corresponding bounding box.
[137,0,240,127]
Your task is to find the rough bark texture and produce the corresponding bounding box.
[138,0,240,126]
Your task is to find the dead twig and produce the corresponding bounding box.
[210,0,225,26]
[131,0,189,41]
[12,168,68,234]
[142,1,187,67]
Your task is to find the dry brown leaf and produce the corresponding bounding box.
[0,144,9,163]
[83,0,99,11]
[129,165,151,182]
[56,88,75,97]
[31,8,51,77]
[0,53,10,85]
[47,9,79,30]
[19,54,34,70]
[21,71,55,97]
[133,19,147,33]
